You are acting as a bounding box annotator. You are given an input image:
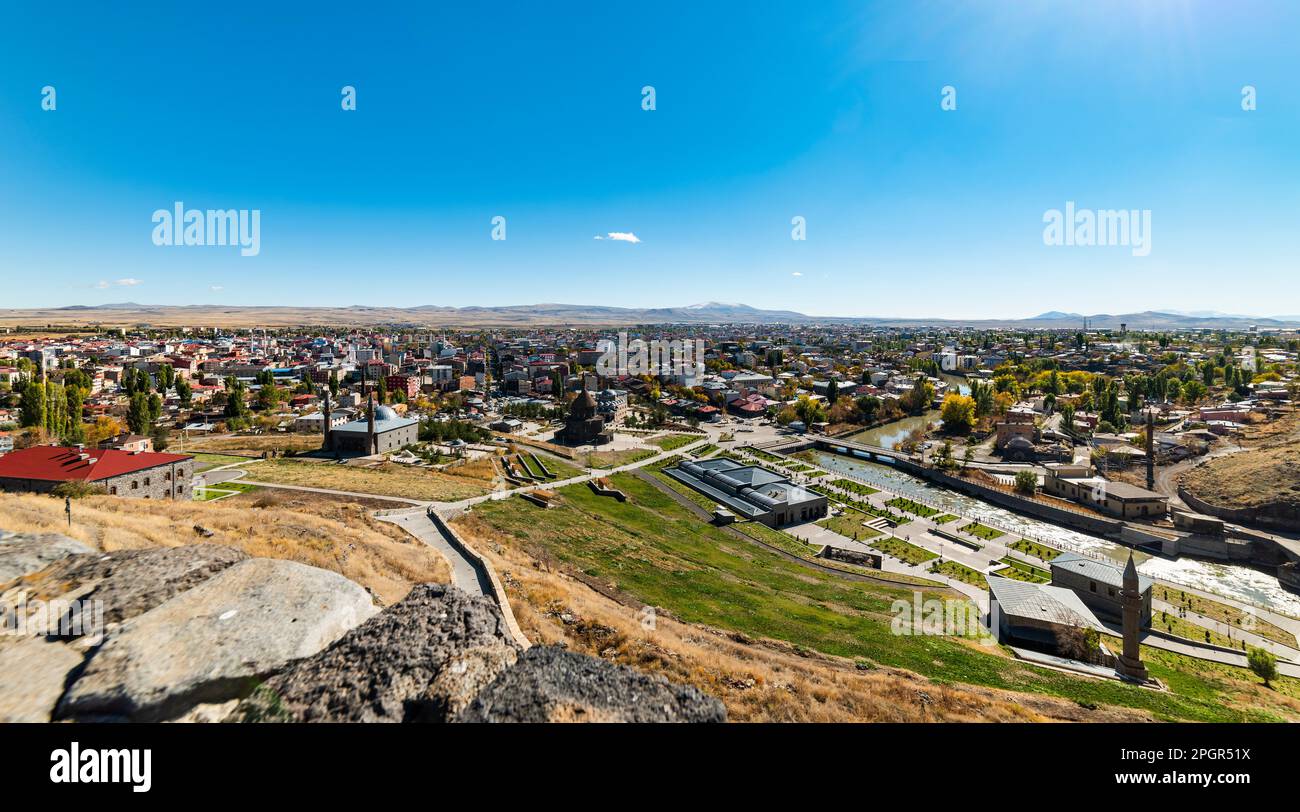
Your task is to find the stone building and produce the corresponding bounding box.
[0,445,194,500]
[1049,551,1152,626]
[326,398,419,456]
[553,386,612,446]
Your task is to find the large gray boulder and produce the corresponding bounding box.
[228,583,520,722]
[457,646,727,723]
[57,557,377,722]
[0,532,95,583]
[0,637,86,722]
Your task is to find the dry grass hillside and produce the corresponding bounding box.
[1183,411,1300,523]
[454,514,1149,723]
[0,490,449,605]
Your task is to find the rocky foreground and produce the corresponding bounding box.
[0,531,725,723]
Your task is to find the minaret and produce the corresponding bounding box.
[366,392,377,455]
[321,387,333,452]
[1145,409,1155,491]
[1116,552,1149,683]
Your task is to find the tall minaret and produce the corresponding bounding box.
[321,387,333,452]
[1145,409,1155,491]
[366,391,376,455]
[1116,552,1149,683]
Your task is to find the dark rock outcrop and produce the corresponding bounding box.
[228,584,726,724]
[228,583,520,722]
[457,646,727,723]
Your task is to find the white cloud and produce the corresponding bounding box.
[594,231,641,244]
[210,285,224,291]
[115,278,141,286]
[791,271,803,277]
[93,278,142,288]
[94,280,110,289]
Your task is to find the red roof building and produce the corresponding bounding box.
[0,445,195,499]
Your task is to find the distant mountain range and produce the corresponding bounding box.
[1,302,1297,330]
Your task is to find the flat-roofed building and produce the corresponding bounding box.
[665,458,827,527]
[1042,464,1169,519]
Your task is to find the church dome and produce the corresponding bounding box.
[374,405,399,421]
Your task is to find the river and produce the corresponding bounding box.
[804,448,1300,617]
[841,372,969,450]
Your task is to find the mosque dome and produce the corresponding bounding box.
[374,405,399,421]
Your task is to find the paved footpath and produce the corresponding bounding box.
[376,508,493,596]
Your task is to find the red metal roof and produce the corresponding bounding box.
[0,445,192,483]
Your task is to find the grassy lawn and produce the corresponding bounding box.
[456,473,1299,721]
[733,521,941,587]
[829,478,879,497]
[690,444,719,458]
[578,448,657,469]
[529,454,584,480]
[1153,610,1247,651]
[870,535,939,566]
[959,521,1005,541]
[1153,584,1296,648]
[193,481,260,501]
[1010,538,1062,561]
[648,433,701,452]
[996,556,1051,583]
[931,513,959,525]
[886,496,942,518]
[816,513,882,541]
[815,491,911,526]
[238,458,491,501]
[929,559,988,588]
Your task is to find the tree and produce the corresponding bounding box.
[1247,647,1278,689]
[939,393,977,434]
[328,369,340,397]
[175,377,193,409]
[899,378,934,415]
[158,364,175,392]
[856,395,881,424]
[151,425,171,452]
[223,377,249,421]
[19,378,46,428]
[1014,469,1038,495]
[826,379,839,405]
[87,416,125,447]
[127,392,152,434]
[793,395,828,426]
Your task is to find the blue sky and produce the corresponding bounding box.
[2,1,1299,318]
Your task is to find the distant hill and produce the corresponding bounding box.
[1,302,1297,330]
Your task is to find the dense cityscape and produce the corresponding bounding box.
[3,310,1300,727]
